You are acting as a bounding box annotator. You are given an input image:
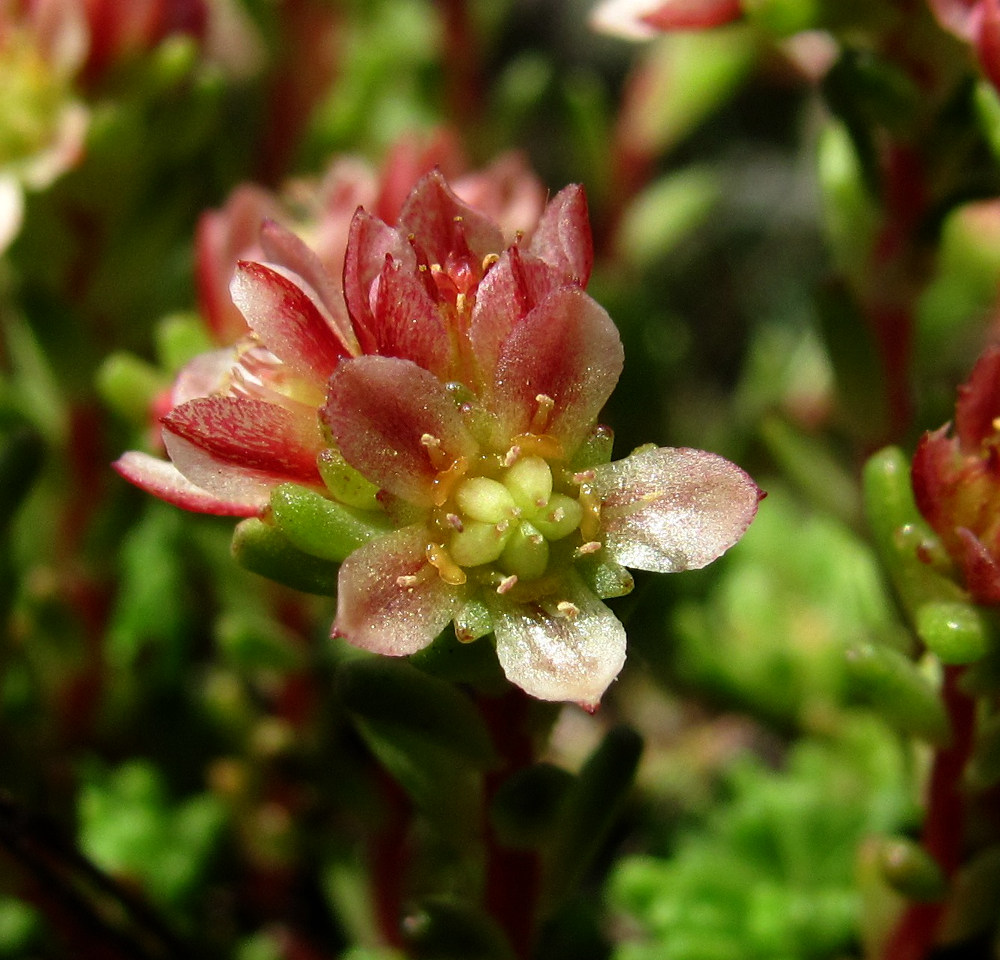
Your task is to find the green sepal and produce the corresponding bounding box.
[453,600,494,644]
[575,555,635,599]
[270,483,393,563]
[490,763,574,850]
[863,447,966,624]
[231,518,339,595]
[844,642,950,745]
[569,424,614,472]
[877,836,947,902]
[338,658,498,770]
[915,601,991,665]
[318,448,382,509]
[542,725,643,909]
[403,896,515,960]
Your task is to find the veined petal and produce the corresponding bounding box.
[113,451,262,516]
[163,396,324,484]
[343,208,416,351]
[527,184,593,286]
[322,356,478,507]
[373,256,455,378]
[398,169,505,265]
[592,446,762,572]
[333,525,465,656]
[230,260,351,381]
[489,573,626,708]
[491,287,623,453]
[258,219,358,350]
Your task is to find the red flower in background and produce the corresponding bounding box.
[929,0,1000,92]
[913,346,1000,603]
[590,0,742,39]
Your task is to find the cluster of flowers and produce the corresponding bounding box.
[116,164,762,708]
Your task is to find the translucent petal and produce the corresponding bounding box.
[333,525,465,656]
[489,574,626,708]
[592,446,762,572]
[527,184,593,286]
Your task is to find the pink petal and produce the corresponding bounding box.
[170,348,235,406]
[258,219,357,349]
[112,451,262,515]
[452,152,547,243]
[322,356,479,506]
[490,287,624,455]
[928,0,980,39]
[398,169,505,265]
[489,573,626,707]
[343,208,417,351]
[372,256,456,378]
[230,260,351,382]
[194,183,277,343]
[375,128,465,225]
[590,0,742,37]
[527,184,593,286]
[591,447,763,572]
[163,396,324,483]
[333,525,465,656]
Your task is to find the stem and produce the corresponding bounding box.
[883,666,977,960]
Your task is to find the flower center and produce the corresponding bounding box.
[428,454,585,587]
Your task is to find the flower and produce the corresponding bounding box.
[912,346,1000,604]
[590,0,743,40]
[115,171,762,706]
[928,0,1000,93]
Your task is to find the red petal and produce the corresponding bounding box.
[527,184,593,286]
[957,527,1000,603]
[333,525,464,656]
[398,169,505,265]
[978,0,1000,94]
[955,347,1000,451]
[343,208,416,351]
[163,396,323,482]
[231,260,351,382]
[642,0,743,29]
[113,451,263,515]
[490,288,624,454]
[373,256,456,378]
[322,356,478,506]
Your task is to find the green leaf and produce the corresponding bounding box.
[915,601,991,665]
[542,725,642,908]
[403,897,514,960]
[844,642,950,745]
[490,763,574,850]
[877,836,947,902]
[231,518,339,595]
[270,483,393,562]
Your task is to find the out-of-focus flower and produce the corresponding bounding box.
[591,0,743,40]
[929,0,1000,92]
[912,346,1000,603]
[0,0,89,251]
[116,172,761,707]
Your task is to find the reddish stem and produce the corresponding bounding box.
[883,666,977,960]
[436,0,483,134]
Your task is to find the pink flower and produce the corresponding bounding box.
[929,0,1000,92]
[590,0,742,39]
[913,346,1000,603]
[115,171,762,706]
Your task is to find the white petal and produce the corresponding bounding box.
[490,574,626,708]
[0,176,25,255]
[592,446,762,572]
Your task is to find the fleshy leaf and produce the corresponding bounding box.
[592,446,762,572]
[490,287,624,454]
[489,573,626,707]
[333,525,465,656]
[323,356,478,506]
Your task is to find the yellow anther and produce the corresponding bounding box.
[482,253,500,271]
[497,574,518,594]
[529,393,556,434]
[426,542,467,585]
[431,455,469,507]
[575,540,602,557]
[577,483,602,543]
[396,575,420,589]
[556,601,580,619]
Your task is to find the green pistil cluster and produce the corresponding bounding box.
[437,455,585,584]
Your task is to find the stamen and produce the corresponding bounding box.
[530,393,556,434]
[575,541,602,556]
[504,445,522,467]
[432,455,469,506]
[577,484,602,543]
[557,601,580,619]
[421,433,450,470]
[497,574,518,594]
[446,512,464,531]
[482,253,500,271]
[426,542,467,585]
[396,575,420,589]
